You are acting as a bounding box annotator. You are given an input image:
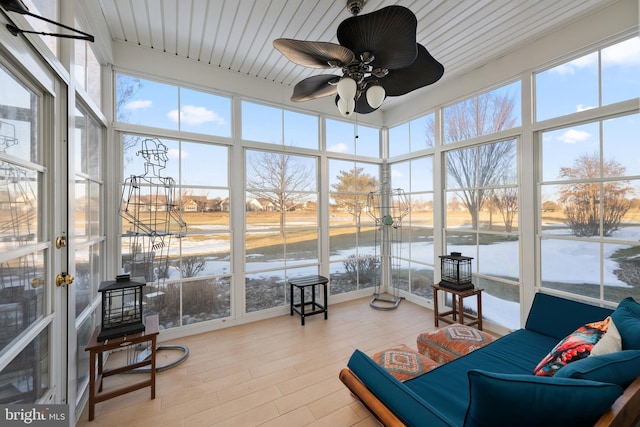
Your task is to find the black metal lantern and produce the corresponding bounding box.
[439,252,474,291]
[97,275,146,341]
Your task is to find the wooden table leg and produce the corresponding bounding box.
[88,350,96,421]
[290,282,294,316]
[451,291,457,322]
[323,283,328,320]
[433,287,440,327]
[458,295,464,326]
[477,290,483,330]
[300,286,305,325]
[150,336,156,399]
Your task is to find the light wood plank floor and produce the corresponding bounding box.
[77,296,436,427]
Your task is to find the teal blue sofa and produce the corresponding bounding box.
[340,293,640,427]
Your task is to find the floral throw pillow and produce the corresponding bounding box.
[533,317,610,377]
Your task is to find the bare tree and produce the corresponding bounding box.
[447,141,516,228]
[116,76,144,153]
[558,153,632,237]
[490,187,518,232]
[116,76,143,121]
[182,256,206,278]
[428,91,518,229]
[247,152,314,237]
[331,167,379,223]
[443,92,517,141]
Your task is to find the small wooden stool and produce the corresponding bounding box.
[432,284,484,330]
[289,275,328,325]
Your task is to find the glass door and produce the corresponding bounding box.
[0,58,60,406]
[69,103,104,419]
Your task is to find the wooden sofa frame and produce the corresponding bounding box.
[339,367,640,427]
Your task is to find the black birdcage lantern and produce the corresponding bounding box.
[97,275,146,341]
[439,252,474,291]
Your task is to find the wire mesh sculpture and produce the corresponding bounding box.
[0,120,41,305]
[366,188,409,310]
[119,138,189,369]
[0,120,44,401]
[120,138,186,287]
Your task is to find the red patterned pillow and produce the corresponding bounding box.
[372,344,439,382]
[533,317,610,377]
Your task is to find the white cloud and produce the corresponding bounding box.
[327,142,349,153]
[167,148,183,159]
[550,38,640,76]
[602,37,640,67]
[550,53,597,76]
[391,168,403,178]
[576,104,596,112]
[125,99,152,110]
[167,105,226,126]
[558,129,590,144]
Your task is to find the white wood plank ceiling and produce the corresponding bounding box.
[96,0,617,109]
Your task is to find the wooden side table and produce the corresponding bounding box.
[85,314,159,421]
[432,284,484,330]
[289,275,329,325]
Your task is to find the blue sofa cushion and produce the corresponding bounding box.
[404,329,558,426]
[555,350,640,388]
[525,293,613,340]
[347,349,455,427]
[463,369,623,427]
[533,317,609,376]
[611,297,640,350]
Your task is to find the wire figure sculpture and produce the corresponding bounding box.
[120,138,186,287]
[119,138,189,370]
[366,187,409,310]
[0,121,39,289]
[0,120,44,399]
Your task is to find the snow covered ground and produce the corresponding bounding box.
[121,226,639,330]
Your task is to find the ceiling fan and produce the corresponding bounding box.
[273,0,444,117]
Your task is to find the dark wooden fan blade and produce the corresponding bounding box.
[379,44,444,97]
[292,75,340,101]
[337,5,417,70]
[273,39,355,68]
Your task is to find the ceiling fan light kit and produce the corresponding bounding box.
[273,1,444,118]
[366,84,385,109]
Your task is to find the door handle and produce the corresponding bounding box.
[56,272,74,287]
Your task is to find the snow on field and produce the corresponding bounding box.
[122,226,638,329]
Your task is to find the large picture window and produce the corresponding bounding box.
[121,135,231,329]
[244,150,319,312]
[328,160,379,295]
[390,156,435,298]
[445,138,520,329]
[539,113,640,303]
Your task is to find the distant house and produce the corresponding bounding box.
[183,199,198,212]
[246,198,275,212]
[301,200,317,211]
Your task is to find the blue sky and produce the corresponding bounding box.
[117,36,639,197]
